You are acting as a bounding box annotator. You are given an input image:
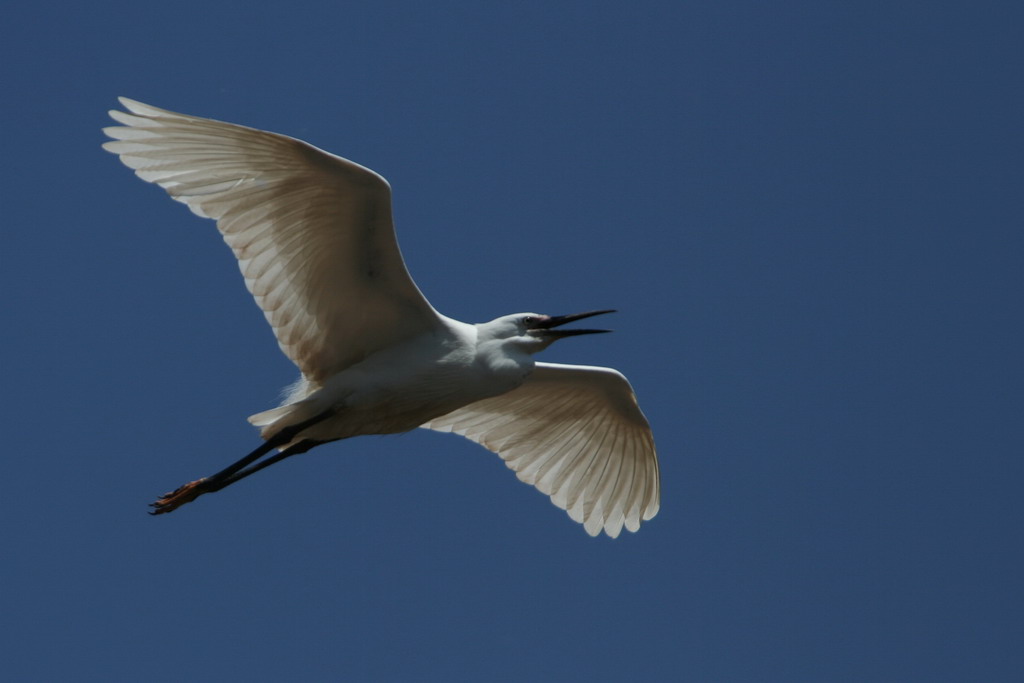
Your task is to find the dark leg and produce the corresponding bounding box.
[149,410,333,515]
[210,438,332,491]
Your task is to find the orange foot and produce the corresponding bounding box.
[149,478,210,515]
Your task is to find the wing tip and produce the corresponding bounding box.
[116,96,154,115]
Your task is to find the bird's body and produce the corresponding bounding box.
[254,315,527,445]
[103,98,659,537]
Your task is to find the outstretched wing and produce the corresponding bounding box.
[103,98,443,382]
[422,362,660,537]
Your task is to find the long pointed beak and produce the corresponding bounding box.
[529,309,616,337]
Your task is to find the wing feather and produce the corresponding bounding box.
[103,97,442,381]
[422,362,660,537]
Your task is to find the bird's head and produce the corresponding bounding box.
[479,309,616,354]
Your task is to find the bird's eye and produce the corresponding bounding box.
[522,316,537,326]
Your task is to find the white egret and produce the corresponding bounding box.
[102,98,659,537]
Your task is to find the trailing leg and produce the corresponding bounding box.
[149,410,333,515]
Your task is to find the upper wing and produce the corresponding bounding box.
[102,97,443,382]
[422,362,660,538]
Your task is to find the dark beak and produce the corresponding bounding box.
[528,309,616,338]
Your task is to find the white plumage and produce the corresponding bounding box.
[103,98,659,537]
[423,363,658,538]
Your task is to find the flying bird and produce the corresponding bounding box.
[102,98,659,537]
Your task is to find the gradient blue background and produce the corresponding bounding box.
[3,1,1022,680]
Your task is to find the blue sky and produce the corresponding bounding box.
[3,1,1022,680]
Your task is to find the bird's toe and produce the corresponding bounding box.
[149,478,209,515]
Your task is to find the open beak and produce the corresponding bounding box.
[528,309,616,338]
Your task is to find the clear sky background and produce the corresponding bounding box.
[3,1,1022,681]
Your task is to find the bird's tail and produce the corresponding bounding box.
[248,400,327,446]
